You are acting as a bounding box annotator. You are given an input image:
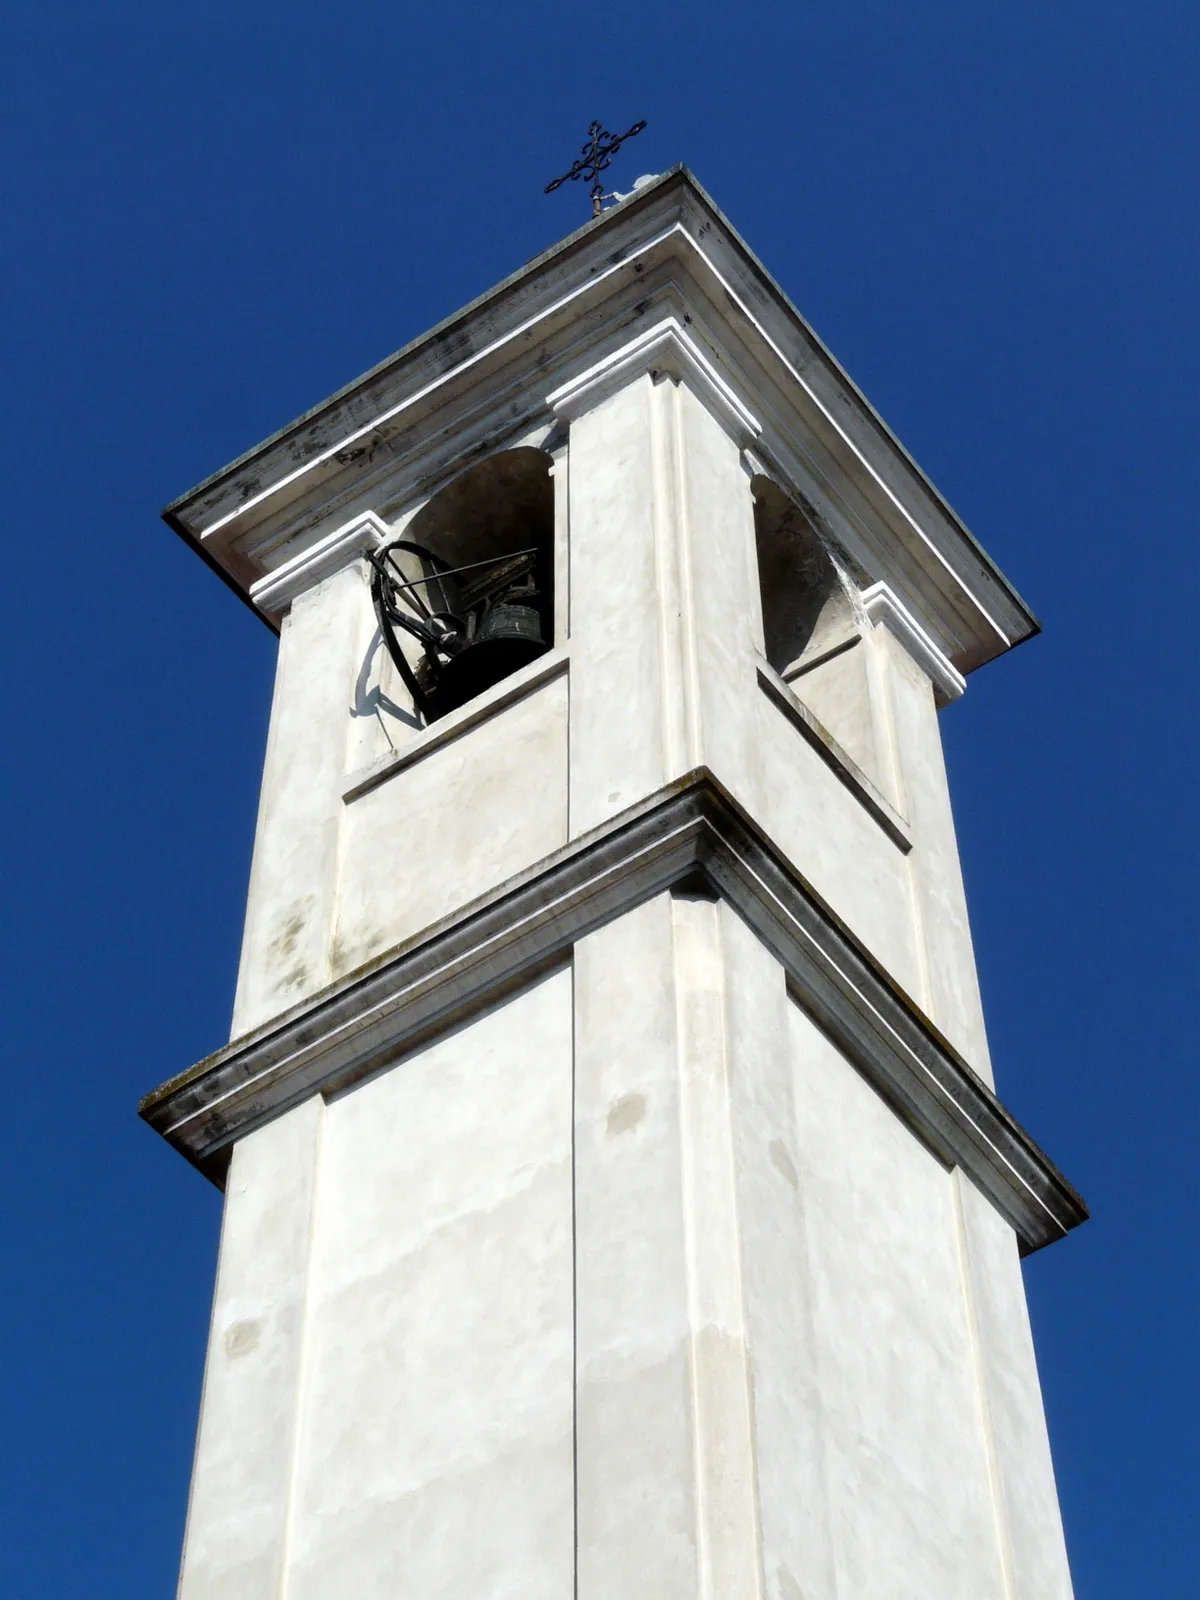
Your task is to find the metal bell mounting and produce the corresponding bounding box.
[369,538,549,723]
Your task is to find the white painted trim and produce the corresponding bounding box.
[202,224,975,625]
[248,510,391,615]
[669,233,1011,650]
[546,316,762,444]
[861,581,966,702]
[140,770,1088,1255]
[342,649,569,803]
[199,224,684,542]
[191,213,1012,655]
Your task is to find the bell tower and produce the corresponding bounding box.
[145,168,1085,1599]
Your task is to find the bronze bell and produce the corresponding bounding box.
[474,600,545,649]
[370,537,551,723]
[430,599,547,717]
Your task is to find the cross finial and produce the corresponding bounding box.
[545,119,648,218]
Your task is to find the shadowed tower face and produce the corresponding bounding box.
[145,169,1085,1600]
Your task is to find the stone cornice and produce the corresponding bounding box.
[547,316,762,446]
[861,581,967,703]
[248,510,390,618]
[139,770,1086,1255]
[163,169,1038,677]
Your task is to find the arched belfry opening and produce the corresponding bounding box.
[371,447,555,724]
[752,474,882,781]
[751,475,857,678]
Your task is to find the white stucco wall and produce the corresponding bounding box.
[754,682,922,999]
[232,566,368,1036]
[181,883,1070,1598]
[182,347,1069,1597]
[335,669,568,976]
[181,967,575,1599]
[787,991,1006,1598]
[286,966,575,1597]
[874,625,995,1079]
[227,365,983,1083]
[178,1098,323,1599]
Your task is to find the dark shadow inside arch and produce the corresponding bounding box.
[751,475,854,677]
[393,447,556,721]
[409,447,555,641]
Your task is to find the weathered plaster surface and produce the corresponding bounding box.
[231,565,368,1036]
[573,899,698,1595]
[174,895,1075,1599]
[789,635,883,784]
[719,902,838,1599]
[755,678,921,998]
[178,973,574,1599]
[286,970,575,1597]
[789,995,1006,1598]
[335,668,568,976]
[178,1098,323,1599]
[955,1172,1076,1598]
[152,171,1080,1600]
[567,376,669,832]
[875,625,995,1078]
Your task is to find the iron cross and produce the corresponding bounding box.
[545,119,648,217]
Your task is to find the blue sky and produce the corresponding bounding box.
[0,3,1195,1593]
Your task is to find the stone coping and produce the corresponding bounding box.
[755,658,912,852]
[140,769,1087,1254]
[342,649,569,804]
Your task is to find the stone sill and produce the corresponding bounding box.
[343,649,570,804]
[756,658,912,853]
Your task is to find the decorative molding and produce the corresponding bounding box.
[189,223,684,543]
[248,510,391,616]
[861,581,967,703]
[167,177,1039,674]
[546,315,762,445]
[139,770,1086,1255]
[755,658,911,853]
[343,650,569,804]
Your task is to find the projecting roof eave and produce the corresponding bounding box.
[164,166,1039,671]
